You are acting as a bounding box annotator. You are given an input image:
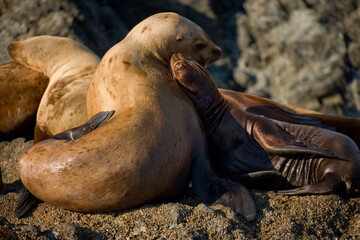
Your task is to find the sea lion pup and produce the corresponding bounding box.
[0,61,48,139]
[7,36,100,143]
[18,13,252,220]
[171,53,360,198]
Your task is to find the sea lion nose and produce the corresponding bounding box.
[212,48,222,58]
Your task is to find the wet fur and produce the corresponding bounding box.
[171,53,360,220]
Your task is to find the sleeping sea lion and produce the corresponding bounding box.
[7,36,100,143]
[171,53,360,217]
[17,13,250,220]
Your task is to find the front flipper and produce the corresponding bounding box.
[277,173,340,195]
[250,117,335,159]
[240,170,282,180]
[213,180,256,221]
[52,110,115,141]
[192,149,256,221]
[15,187,40,218]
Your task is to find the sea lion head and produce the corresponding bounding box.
[170,53,224,119]
[170,53,219,99]
[128,12,222,67]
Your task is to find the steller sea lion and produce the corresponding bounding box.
[0,61,48,140]
[17,13,248,220]
[7,36,100,143]
[171,53,360,219]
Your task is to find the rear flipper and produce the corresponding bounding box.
[52,110,115,141]
[192,149,256,221]
[15,187,41,218]
[1,179,23,195]
[277,173,340,195]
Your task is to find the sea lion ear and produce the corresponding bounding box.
[176,34,184,41]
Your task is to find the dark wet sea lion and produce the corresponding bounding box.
[17,13,249,220]
[0,61,49,140]
[170,53,360,215]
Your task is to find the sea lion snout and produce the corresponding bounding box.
[212,47,222,59]
[7,42,20,60]
[170,53,188,79]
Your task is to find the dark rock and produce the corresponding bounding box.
[0,224,16,240]
[18,224,40,238]
[235,4,350,114]
[52,223,84,239]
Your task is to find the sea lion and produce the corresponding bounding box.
[18,13,247,220]
[0,61,48,140]
[171,53,360,214]
[7,36,100,143]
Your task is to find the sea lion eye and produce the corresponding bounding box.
[176,34,184,41]
[195,43,206,49]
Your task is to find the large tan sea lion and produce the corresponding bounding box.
[0,61,48,140]
[7,36,100,143]
[171,53,360,219]
[17,13,249,220]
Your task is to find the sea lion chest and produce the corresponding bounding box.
[207,109,276,177]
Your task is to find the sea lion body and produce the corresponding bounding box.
[0,61,48,139]
[171,53,360,196]
[7,36,100,143]
[19,13,224,213]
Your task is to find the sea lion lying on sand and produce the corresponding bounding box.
[171,53,360,220]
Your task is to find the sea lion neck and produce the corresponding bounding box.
[122,37,170,71]
[196,93,231,135]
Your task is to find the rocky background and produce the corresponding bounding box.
[1,0,360,238]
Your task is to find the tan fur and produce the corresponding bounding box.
[0,61,49,136]
[19,13,222,212]
[8,36,100,143]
